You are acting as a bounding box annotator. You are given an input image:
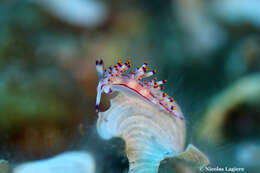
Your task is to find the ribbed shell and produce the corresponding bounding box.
[97,88,186,173]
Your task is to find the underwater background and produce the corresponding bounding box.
[0,0,260,172]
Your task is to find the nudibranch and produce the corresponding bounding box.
[95,59,183,120]
[95,59,209,173]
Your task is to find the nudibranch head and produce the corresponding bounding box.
[95,59,183,120]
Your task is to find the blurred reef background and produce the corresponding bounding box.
[0,0,260,172]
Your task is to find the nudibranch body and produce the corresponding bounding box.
[95,59,183,120]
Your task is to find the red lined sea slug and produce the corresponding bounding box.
[95,59,183,120]
[95,59,209,173]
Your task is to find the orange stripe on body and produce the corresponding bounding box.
[126,80,153,99]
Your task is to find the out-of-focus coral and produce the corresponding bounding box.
[0,160,11,173]
[0,68,70,131]
[34,0,108,28]
[197,73,260,144]
[225,37,260,79]
[236,142,260,169]
[194,73,260,173]
[212,0,260,28]
[14,151,95,173]
[174,0,226,57]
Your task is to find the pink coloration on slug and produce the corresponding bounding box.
[95,59,183,120]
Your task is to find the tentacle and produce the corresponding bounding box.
[96,82,102,112]
[96,59,104,80]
